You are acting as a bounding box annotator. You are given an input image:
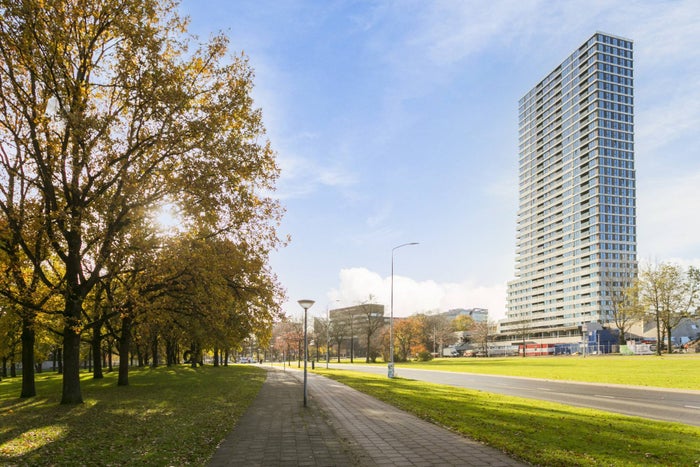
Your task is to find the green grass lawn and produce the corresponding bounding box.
[331,354,700,390]
[0,365,264,465]
[3,357,699,466]
[314,368,700,467]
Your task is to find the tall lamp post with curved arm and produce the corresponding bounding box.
[389,242,418,378]
[297,299,315,407]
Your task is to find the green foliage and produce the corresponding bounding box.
[0,366,264,465]
[315,369,700,466]
[452,314,474,332]
[639,262,700,354]
[415,350,433,361]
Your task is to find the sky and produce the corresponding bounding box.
[179,0,700,322]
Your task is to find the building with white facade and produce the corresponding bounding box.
[501,32,637,344]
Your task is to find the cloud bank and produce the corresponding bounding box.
[327,267,507,320]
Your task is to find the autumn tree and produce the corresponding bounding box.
[0,203,56,397]
[392,317,419,362]
[0,0,283,403]
[452,315,475,334]
[0,300,21,379]
[608,279,645,345]
[639,263,699,354]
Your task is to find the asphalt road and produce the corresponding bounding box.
[326,363,700,427]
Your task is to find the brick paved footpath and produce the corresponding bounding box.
[208,366,527,466]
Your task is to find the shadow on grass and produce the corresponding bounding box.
[0,365,265,465]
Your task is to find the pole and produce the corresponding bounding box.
[389,242,418,378]
[326,305,330,369]
[389,252,394,376]
[297,299,314,407]
[303,307,308,406]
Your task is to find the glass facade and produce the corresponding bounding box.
[503,33,637,342]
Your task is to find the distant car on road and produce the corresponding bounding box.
[238,357,254,364]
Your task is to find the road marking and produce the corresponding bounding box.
[684,405,700,410]
[596,395,615,399]
[536,387,552,391]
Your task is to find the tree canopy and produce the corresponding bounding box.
[0,0,285,403]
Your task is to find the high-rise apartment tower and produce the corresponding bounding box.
[503,32,637,343]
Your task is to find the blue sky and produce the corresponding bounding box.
[180,0,700,321]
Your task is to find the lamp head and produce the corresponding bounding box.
[297,299,315,310]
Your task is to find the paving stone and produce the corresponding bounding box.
[209,367,527,466]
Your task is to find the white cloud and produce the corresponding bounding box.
[327,267,508,320]
[638,171,700,259]
[274,152,357,199]
[412,0,542,65]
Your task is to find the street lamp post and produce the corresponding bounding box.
[297,299,315,407]
[389,242,418,378]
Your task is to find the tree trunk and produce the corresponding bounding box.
[91,325,104,379]
[137,347,145,367]
[56,348,63,374]
[654,311,663,356]
[165,339,176,366]
[366,332,371,364]
[666,324,674,354]
[213,347,219,367]
[61,321,83,404]
[190,343,198,368]
[151,334,159,368]
[20,315,36,398]
[350,336,354,363]
[118,316,132,386]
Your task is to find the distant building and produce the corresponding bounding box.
[502,32,638,345]
[441,308,488,323]
[328,304,386,328]
[325,304,386,360]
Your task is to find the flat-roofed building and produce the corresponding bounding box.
[502,32,638,344]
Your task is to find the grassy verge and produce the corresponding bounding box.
[314,368,700,466]
[325,354,700,390]
[397,354,700,389]
[0,365,265,465]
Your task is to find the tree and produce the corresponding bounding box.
[470,320,492,356]
[514,313,533,357]
[609,279,645,345]
[426,314,455,355]
[452,315,475,333]
[639,263,699,355]
[0,0,282,403]
[329,318,346,363]
[392,317,419,362]
[359,297,384,363]
[0,209,56,397]
[640,263,700,355]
